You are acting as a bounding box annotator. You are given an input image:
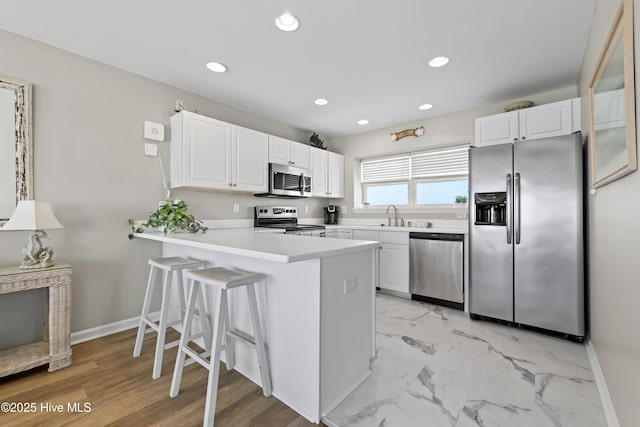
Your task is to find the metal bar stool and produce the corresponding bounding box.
[170,267,272,427]
[133,256,210,379]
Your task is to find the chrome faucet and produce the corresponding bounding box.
[386,204,399,226]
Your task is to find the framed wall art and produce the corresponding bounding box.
[589,0,637,188]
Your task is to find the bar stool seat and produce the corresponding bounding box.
[133,256,209,379]
[170,267,271,427]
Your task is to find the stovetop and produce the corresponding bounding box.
[254,206,325,232]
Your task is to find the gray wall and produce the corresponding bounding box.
[577,1,640,425]
[331,86,577,221]
[0,29,328,340]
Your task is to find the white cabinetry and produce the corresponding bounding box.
[232,125,269,192]
[310,147,344,198]
[352,230,409,294]
[170,111,268,192]
[474,98,580,147]
[269,135,310,169]
[326,229,352,239]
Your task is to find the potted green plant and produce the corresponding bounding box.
[128,199,208,239]
[454,195,468,204]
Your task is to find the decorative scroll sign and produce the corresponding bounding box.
[390,126,425,141]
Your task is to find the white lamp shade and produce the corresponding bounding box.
[1,201,64,231]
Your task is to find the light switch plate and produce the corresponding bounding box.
[344,277,357,294]
[233,202,239,213]
[144,143,158,157]
[144,120,165,141]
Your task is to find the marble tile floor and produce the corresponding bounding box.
[325,294,606,427]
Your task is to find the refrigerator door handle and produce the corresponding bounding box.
[506,174,512,244]
[514,172,521,244]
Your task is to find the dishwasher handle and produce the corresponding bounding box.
[409,232,464,241]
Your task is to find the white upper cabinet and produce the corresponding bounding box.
[170,111,267,193]
[327,151,344,198]
[474,98,580,147]
[518,100,573,141]
[232,125,269,192]
[171,111,232,189]
[269,135,310,169]
[311,147,328,196]
[310,147,344,198]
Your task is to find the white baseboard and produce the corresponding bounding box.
[585,336,620,427]
[70,311,160,345]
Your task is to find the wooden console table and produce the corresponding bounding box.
[0,264,72,377]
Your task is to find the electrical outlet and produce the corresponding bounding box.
[344,277,357,294]
[341,205,348,214]
[304,205,309,214]
[144,143,158,157]
[233,202,239,214]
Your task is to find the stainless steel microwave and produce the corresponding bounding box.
[267,163,312,198]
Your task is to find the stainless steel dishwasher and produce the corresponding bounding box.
[409,232,464,310]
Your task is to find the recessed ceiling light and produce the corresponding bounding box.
[314,98,328,106]
[275,13,300,32]
[429,56,449,67]
[206,61,228,73]
[357,119,369,125]
[418,103,433,110]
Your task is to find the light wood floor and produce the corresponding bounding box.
[0,328,323,426]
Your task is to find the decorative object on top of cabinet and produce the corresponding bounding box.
[474,98,580,147]
[588,0,637,189]
[128,199,207,239]
[390,126,425,141]
[173,99,202,114]
[310,132,326,150]
[504,100,534,112]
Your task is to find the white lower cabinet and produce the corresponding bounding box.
[326,229,352,239]
[352,230,409,294]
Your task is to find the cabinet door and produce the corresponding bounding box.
[352,230,379,241]
[178,112,232,189]
[336,230,352,239]
[327,151,344,198]
[380,243,409,293]
[518,99,572,141]
[291,142,310,169]
[232,126,268,192]
[474,111,518,146]
[310,147,328,196]
[269,135,291,165]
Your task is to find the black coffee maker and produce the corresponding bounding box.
[324,205,339,224]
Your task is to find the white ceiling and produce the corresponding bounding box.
[0,1,596,138]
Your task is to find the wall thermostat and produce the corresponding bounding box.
[144,120,165,142]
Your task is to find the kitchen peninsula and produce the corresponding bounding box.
[133,229,380,423]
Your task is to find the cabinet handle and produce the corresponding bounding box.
[513,137,518,142]
[521,136,526,140]
[228,183,233,186]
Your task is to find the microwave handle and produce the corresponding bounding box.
[299,173,304,195]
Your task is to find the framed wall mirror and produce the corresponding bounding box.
[0,77,33,223]
[588,0,637,188]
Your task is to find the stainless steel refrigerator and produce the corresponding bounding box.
[469,133,584,339]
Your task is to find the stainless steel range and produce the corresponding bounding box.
[254,206,326,237]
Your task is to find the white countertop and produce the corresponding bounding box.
[325,224,468,234]
[133,228,381,263]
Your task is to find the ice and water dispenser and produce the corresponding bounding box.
[474,192,506,225]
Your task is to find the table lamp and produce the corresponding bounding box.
[1,201,64,269]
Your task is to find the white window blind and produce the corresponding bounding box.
[411,146,469,178]
[361,154,410,183]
